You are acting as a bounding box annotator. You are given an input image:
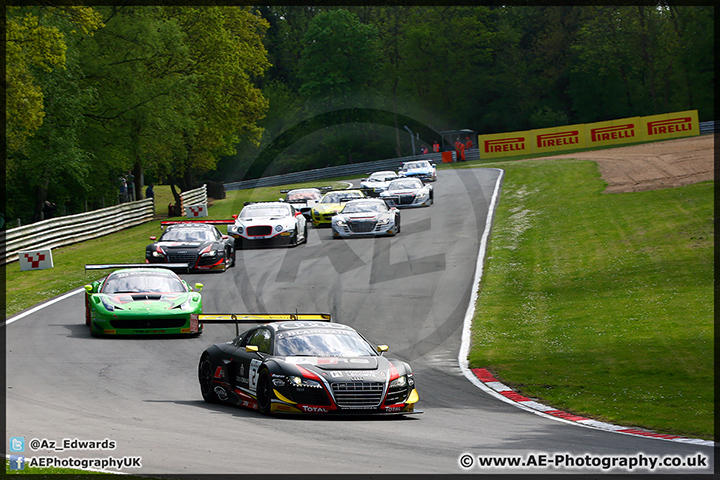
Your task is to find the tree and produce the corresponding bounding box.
[5,6,103,222]
[6,6,103,152]
[298,9,381,112]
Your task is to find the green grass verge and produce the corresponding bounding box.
[465,158,714,440]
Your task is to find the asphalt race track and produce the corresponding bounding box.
[5,167,714,475]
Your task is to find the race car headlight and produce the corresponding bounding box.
[416,191,428,198]
[237,226,244,234]
[275,224,284,232]
[288,376,322,388]
[100,297,122,312]
[390,375,407,388]
[201,249,217,257]
[377,217,390,225]
[173,298,193,310]
[335,219,347,227]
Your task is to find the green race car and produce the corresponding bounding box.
[84,264,203,336]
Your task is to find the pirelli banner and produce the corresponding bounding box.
[479,110,699,159]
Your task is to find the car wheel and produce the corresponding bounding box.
[256,370,273,415]
[302,223,308,244]
[230,249,236,267]
[85,294,91,327]
[199,355,220,404]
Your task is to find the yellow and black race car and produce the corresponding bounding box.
[309,189,366,227]
[198,314,420,416]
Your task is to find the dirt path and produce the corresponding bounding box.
[540,134,715,193]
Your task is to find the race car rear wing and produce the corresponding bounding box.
[160,220,235,228]
[85,263,190,271]
[198,313,332,336]
[280,186,333,193]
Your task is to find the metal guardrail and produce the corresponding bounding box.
[179,184,207,210]
[699,121,715,135]
[1,198,154,265]
[224,149,479,191]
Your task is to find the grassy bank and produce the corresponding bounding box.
[465,158,714,439]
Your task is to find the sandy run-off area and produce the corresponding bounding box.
[539,134,714,193]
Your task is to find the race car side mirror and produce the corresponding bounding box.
[246,345,259,353]
[150,236,156,241]
[232,214,238,219]
[377,345,389,354]
[84,285,93,293]
[279,198,284,202]
[194,283,203,292]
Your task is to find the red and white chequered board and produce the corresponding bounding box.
[184,204,208,218]
[19,249,54,271]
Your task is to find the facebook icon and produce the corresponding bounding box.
[9,455,26,470]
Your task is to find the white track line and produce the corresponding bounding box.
[2,288,85,328]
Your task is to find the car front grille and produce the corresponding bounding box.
[331,381,384,407]
[167,253,197,264]
[348,221,376,233]
[398,195,415,205]
[247,225,272,236]
[109,318,188,329]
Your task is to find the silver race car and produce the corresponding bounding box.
[331,198,400,238]
[380,178,434,208]
[360,171,399,196]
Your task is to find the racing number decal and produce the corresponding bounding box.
[248,359,262,392]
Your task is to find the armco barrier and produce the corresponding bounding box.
[224,150,478,191]
[1,198,154,266]
[180,184,207,211]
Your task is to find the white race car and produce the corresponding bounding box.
[398,160,437,182]
[331,198,400,238]
[380,178,434,208]
[360,171,399,196]
[228,202,307,248]
[279,187,326,220]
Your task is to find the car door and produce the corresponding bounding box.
[231,327,273,394]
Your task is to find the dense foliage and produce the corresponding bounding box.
[4,5,714,225]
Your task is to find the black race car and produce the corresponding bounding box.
[198,317,420,415]
[146,222,235,272]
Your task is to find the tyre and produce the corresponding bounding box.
[256,369,273,415]
[199,355,220,404]
[302,224,308,244]
[85,294,91,327]
[229,247,236,267]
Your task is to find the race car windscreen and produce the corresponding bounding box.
[286,191,318,201]
[240,205,291,218]
[160,228,214,242]
[274,330,377,357]
[102,271,186,294]
[402,161,428,170]
[321,192,362,203]
[388,179,422,191]
[370,173,396,181]
[342,202,387,214]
